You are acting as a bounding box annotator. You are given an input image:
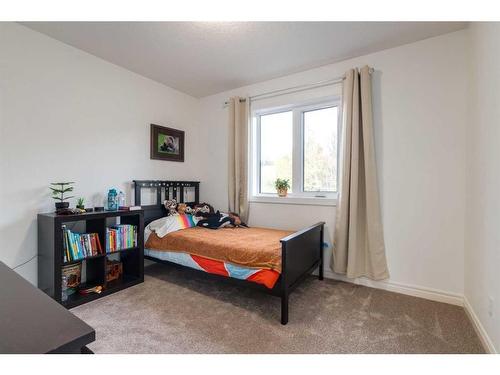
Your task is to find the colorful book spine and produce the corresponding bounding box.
[62,226,103,262]
[105,225,137,253]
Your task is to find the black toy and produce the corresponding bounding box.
[196,211,247,229]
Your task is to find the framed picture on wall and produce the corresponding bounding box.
[150,124,185,162]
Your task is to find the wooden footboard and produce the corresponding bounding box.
[279,222,325,324]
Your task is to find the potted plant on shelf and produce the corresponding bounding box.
[275,178,290,197]
[76,197,85,210]
[50,182,74,210]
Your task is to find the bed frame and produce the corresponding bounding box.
[134,180,324,325]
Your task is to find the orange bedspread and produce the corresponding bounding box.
[145,226,293,272]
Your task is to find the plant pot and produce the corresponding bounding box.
[76,205,85,210]
[277,188,288,197]
[55,202,69,210]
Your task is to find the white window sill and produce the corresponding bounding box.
[249,194,337,207]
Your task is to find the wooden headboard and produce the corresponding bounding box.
[133,180,200,225]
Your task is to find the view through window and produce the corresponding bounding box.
[303,106,338,192]
[259,111,293,194]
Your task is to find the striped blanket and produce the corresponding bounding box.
[145,248,280,289]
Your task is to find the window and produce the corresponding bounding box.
[303,106,338,192]
[259,111,293,193]
[251,98,340,204]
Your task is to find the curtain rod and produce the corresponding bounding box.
[223,75,345,107]
[223,68,374,107]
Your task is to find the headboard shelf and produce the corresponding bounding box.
[133,180,200,225]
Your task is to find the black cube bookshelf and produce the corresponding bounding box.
[38,209,144,308]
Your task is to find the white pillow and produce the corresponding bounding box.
[145,214,199,239]
[146,216,168,232]
[144,217,167,243]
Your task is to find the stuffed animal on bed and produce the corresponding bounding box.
[228,212,247,227]
[164,199,178,216]
[193,202,214,217]
[176,203,193,215]
[196,211,248,229]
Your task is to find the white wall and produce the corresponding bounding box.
[198,30,469,298]
[0,23,201,284]
[465,23,500,352]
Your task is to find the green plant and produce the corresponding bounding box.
[274,178,290,191]
[50,182,75,202]
[76,197,85,207]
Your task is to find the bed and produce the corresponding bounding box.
[135,180,324,325]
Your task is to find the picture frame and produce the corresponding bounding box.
[150,124,185,162]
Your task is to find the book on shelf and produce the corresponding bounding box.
[118,205,141,211]
[62,225,103,263]
[106,224,138,253]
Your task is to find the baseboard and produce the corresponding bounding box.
[322,269,464,306]
[463,297,497,354]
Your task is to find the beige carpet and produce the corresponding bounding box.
[71,263,484,354]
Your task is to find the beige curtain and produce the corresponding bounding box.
[227,96,249,223]
[332,66,389,280]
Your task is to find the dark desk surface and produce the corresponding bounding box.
[0,261,95,353]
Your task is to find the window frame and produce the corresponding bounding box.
[249,96,341,206]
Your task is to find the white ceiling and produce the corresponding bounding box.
[22,22,467,98]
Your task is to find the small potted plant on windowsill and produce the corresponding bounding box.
[275,178,290,197]
[50,182,74,210]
